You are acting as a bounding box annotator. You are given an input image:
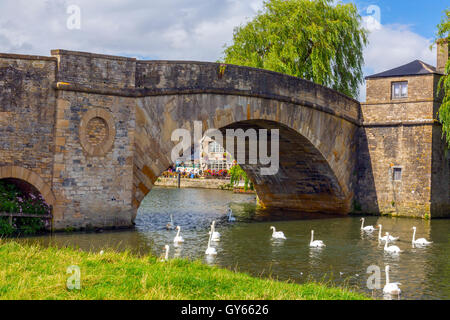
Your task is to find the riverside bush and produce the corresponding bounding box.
[0,181,50,236]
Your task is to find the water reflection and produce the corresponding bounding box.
[15,187,450,300]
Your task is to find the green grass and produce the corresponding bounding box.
[0,240,368,300]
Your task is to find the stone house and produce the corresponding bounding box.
[357,39,450,218]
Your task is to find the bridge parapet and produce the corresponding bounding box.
[49,50,361,125]
[136,61,361,125]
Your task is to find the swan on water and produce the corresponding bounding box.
[161,245,170,262]
[378,225,399,242]
[412,227,432,246]
[270,226,286,240]
[173,226,185,243]
[227,207,236,222]
[209,221,221,242]
[384,233,401,253]
[360,218,376,232]
[205,229,217,255]
[166,214,175,230]
[309,230,325,248]
[383,265,401,295]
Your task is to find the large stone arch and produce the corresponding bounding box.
[132,93,358,218]
[0,166,56,206]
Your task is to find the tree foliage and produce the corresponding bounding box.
[229,165,253,191]
[222,0,368,99]
[436,9,450,148]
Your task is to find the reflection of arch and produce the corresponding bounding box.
[0,166,56,206]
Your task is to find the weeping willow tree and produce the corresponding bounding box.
[436,9,450,148]
[229,165,253,191]
[222,0,368,99]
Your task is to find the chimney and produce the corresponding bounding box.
[437,38,449,74]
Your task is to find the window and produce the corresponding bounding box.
[392,82,408,99]
[393,167,402,181]
[208,141,224,153]
[208,160,227,171]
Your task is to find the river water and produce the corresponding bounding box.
[19,187,449,300]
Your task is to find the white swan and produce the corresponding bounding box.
[227,208,236,222]
[378,225,399,242]
[360,218,376,232]
[166,214,175,230]
[412,227,432,246]
[384,233,401,253]
[161,245,170,262]
[209,221,221,242]
[383,265,401,295]
[270,226,286,240]
[173,226,185,243]
[205,230,217,255]
[309,230,325,248]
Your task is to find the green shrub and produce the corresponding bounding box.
[0,180,50,236]
[0,218,15,236]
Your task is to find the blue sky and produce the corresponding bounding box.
[0,0,447,101]
[353,0,446,38]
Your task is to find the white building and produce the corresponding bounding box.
[199,136,234,172]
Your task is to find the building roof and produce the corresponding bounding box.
[365,60,440,79]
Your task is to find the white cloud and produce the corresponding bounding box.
[0,0,263,60]
[359,23,436,101]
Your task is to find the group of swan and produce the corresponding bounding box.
[163,207,237,259]
[270,227,325,248]
[162,214,431,298]
[362,219,431,254]
[361,221,431,296]
[380,226,432,254]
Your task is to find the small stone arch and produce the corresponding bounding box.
[0,166,56,206]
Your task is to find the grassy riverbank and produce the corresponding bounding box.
[0,240,368,300]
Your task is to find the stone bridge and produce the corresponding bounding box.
[0,50,448,230]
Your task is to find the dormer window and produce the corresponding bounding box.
[392,82,408,99]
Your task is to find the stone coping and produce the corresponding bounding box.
[50,49,136,62]
[362,119,440,127]
[138,60,361,103]
[0,52,57,62]
[362,99,442,106]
